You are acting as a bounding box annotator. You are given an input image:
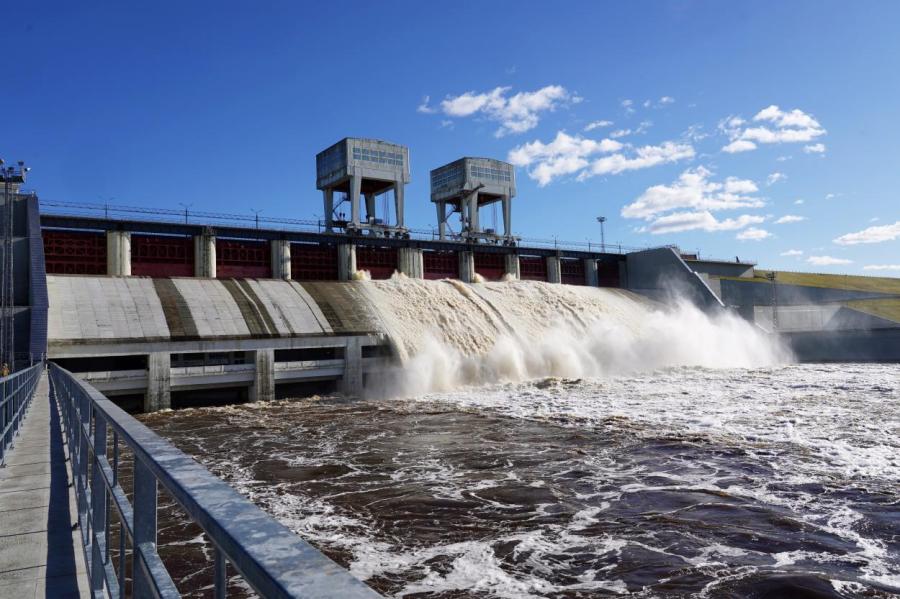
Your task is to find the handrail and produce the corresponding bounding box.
[0,363,43,465]
[49,363,381,599]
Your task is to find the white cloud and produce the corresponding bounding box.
[643,212,765,235]
[736,227,772,241]
[794,199,805,205]
[766,172,787,186]
[621,167,767,235]
[825,193,838,199]
[863,264,900,271]
[870,217,880,222]
[609,121,652,139]
[723,139,757,153]
[720,105,826,153]
[781,249,804,256]
[775,215,807,224]
[660,96,675,105]
[417,95,436,114]
[431,85,577,136]
[621,167,762,220]
[584,141,695,178]
[833,220,900,245]
[776,155,792,162]
[621,99,635,114]
[804,143,826,154]
[584,120,613,132]
[610,129,630,139]
[807,256,853,266]
[508,132,692,186]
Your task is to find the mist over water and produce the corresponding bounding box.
[140,279,899,598]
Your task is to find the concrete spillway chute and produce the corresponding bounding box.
[316,138,410,238]
[430,157,517,245]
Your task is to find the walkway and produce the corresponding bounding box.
[0,373,90,598]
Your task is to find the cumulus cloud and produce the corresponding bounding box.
[766,172,787,186]
[609,121,652,139]
[507,132,692,186]
[775,215,806,224]
[621,167,762,220]
[417,95,436,114]
[781,249,804,256]
[424,85,579,137]
[807,256,853,266]
[736,227,772,241]
[621,167,767,235]
[833,220,900,245]
[660,96,675,104]
[720,105,826,153]
[804,143,826,154]
[621,99,635,114]
[584,120,613,131]
[863,264,900,271]
[794,199,805,205]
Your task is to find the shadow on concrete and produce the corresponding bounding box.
[44,389,81,597]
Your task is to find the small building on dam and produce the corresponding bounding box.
[5,138,898,412]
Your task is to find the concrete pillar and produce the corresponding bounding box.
[145,352,170,412]
[106,230,131,276]
[194,233,216,278]
[468,192,479,233]
[398,247,423,278]
[323,189,334,231]
[436,201,447,240]
[584,259,599,286]
[502,196,511,237]
[350,174,361,227]
[364,192,376,222]
[340,337,363,396]
[546,256,562,284]
[249,348,275,403]
[504,253,520,280]
[271,240,291,280]
[394,183,404,228]
[338,243,357,281]
[459,251,475,283]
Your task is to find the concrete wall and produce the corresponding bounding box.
[783,328,900,362]
[625,247,724,311]
[686,259,754,279]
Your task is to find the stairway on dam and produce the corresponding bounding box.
[0,374,90,598]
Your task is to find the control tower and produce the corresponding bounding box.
[316,138,410,236]
[430,157,516,244]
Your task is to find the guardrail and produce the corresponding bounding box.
[0,363,43,465]
[49,363,381,598]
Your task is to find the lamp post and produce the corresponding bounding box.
[178,202,192,224]
[0,160,28,371]
[596,216,606,253]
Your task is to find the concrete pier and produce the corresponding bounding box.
[194,232,216,278]
[0,374,90,598]
[459,251,475,283]
[106,231,131,277]
[338,244,357,281]
[584,258,599,286]
[250,349,275,403]
[340,337,363,395]
[504,254,520,280]
[398,248,423,278]
[145,352,171,412]
[271,240,291,280]
[546,256,561,284]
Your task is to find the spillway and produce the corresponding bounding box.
[354,276,789,395]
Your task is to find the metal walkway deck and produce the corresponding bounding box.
[0,373,90,598]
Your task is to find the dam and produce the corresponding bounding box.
[2,145,899,598]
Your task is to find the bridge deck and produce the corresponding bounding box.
[0,374,90,598]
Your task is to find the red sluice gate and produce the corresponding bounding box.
[560,259,586,285]
[519,256,547,281]
[474,252,504,281]
[132,235,194,277]
[42,230,107,275]
[216,239,272,278]
[423,251,457,280]
[291,244,339,281]
[356,247,397,280]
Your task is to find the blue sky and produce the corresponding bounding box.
[3,1,899,274]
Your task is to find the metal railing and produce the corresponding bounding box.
[50,364,381,599]
[0,363,43,465]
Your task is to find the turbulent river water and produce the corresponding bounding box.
[138,280,900,597]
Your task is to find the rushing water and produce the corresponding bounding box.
[139,280,899,597]
[144,364,900,598]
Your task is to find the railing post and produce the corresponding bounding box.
[132,458,158,599]
[91,410,108,596]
